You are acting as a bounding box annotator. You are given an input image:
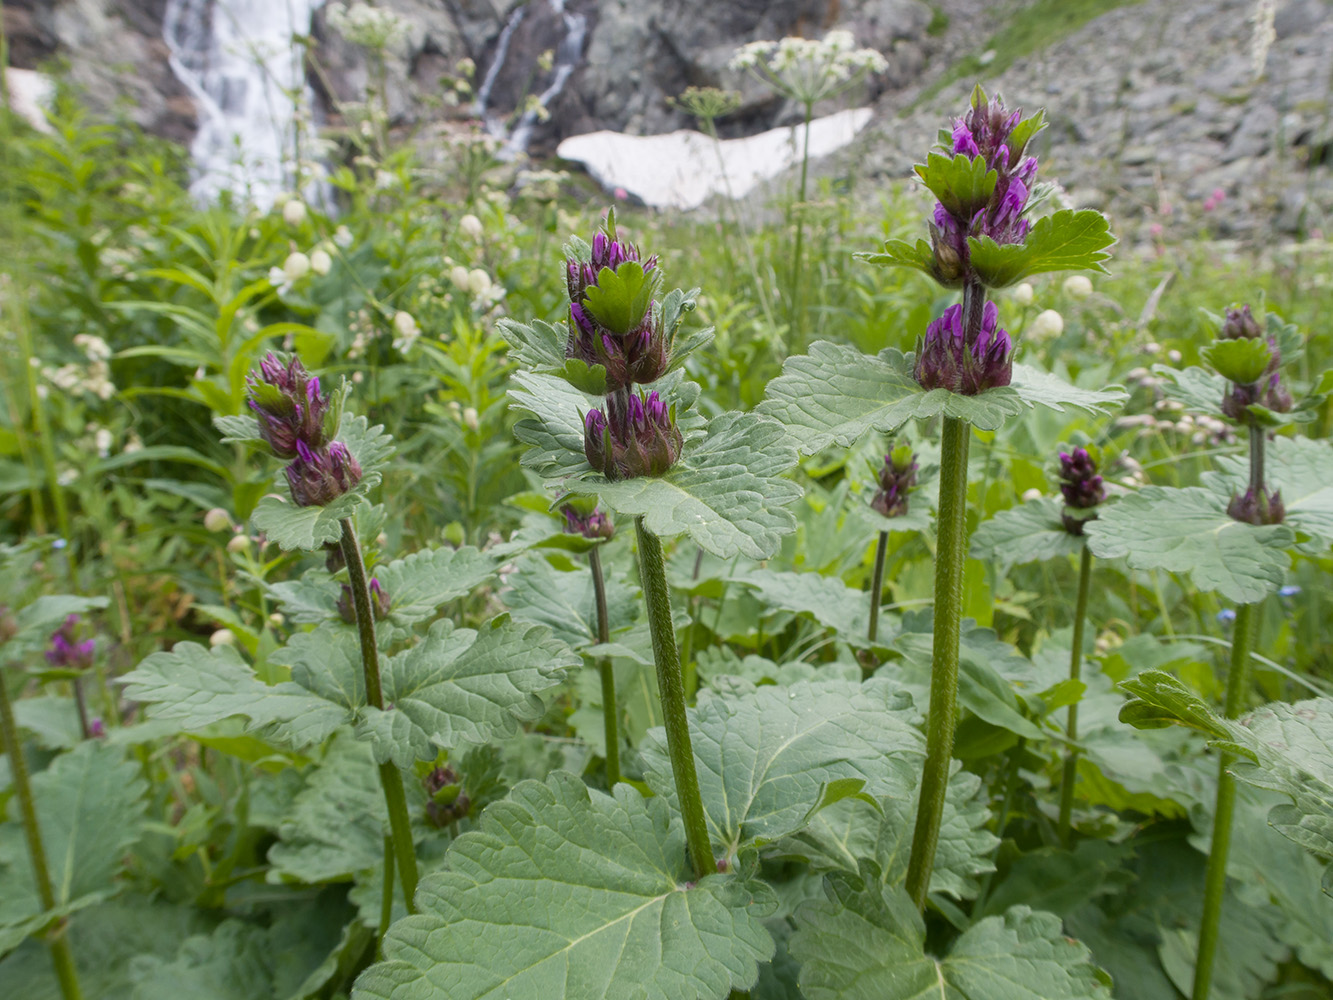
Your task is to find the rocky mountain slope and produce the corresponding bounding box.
[4,0,1330,236]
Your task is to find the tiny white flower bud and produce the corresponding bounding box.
[467,268,492,296]
[459,214,483,239]
[450,265,471,290]
[204,508,232,532]
[310,249,333,275]
[1012,282,1035,306]
[227,534,250,554]
[1167,349,1183,363]
[1062,275,1093,299]
[283,251,311,282]
[282,199,307,226]
[1030,309,1064,339]
[393,310,419,339]
[1021,487,1043,502]
[269,612,285,626]
[210,628,236,647]
[463,406,479,430]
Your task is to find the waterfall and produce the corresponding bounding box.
[163,0,325,207]
[476,0,586,160]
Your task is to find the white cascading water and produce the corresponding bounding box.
[163,0,324,207]
[477,0,586,160]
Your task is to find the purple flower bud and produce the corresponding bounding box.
[872,447,918,518]
[584,408,610,472]
[566,291,668,392]
[914,301,1013,395]
[284,440,363,507]
[561,502,615,541]
[337,578,390,623]
[88,718,106,739]
[1057,447,1106,534]
[424,764,469,827]
[565,227,658,303]
[246,352,334,459]
[583,391,683,480]
[1227,487,1285,526]
[370,578,392,618]
[45,614,95,670]
[931,90,1040,278]
[1220,305,1262,340]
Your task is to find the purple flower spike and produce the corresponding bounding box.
[46,614,95,670]
[914,301,1013,395]
[582,391,682,480]
[1057,446,1106,534]
[929,89,1042,280]
[284,440,363,507]
[1217,303,1292,419]
[246,352,335,459]
[872,446,919,519]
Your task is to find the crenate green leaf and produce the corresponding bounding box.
[758,342,1125,453]
[1202,338,1273,385]
[1085,486,1293,604]
[373,545,499,625]
[0,742,148,941]
[915,151,997,220]
[640,679,923,853]
[118,642,347,748]
[579,261,660,335]
[1210,434,1333,552]
[790,871,1111,1000]
[968,209,1115,288]
[352,772,776,1000]
[561,409,802,559]
[970,496,1083,569]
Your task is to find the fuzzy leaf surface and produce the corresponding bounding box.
[970,496,1082,568]
[1085,486,1292,603]
[759,342,1125,452]
[1211,434,1333,551]
[373,545,499,624]
[967,209,1115,287]
[119,642,347,748]
[790,873,1111,999]
[560,409,802,559]
[352,772,776,1000]
[640,679,923,854]
[0,742,148,942]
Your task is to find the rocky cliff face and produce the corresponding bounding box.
[5,0,197,140]
[6,0,1332,237]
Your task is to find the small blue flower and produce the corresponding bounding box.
[52,538,68,550]
[1278,585,1301,597]
[1217,608,1237,624]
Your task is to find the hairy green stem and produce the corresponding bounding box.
[589,545,619,786]
[904,414,971,910]
[0,670,84,999]
[377,835,394,954]
[1057,544,1094,847]
[635,518,716,878]
[868,530,889,645]
[339,518,419,915]
[1191,599,1257,1000]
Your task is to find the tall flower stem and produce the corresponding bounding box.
[904,413,971,910]
[1057,544,1094,846]
[377,835,395,951]
[1193,416,1264,1000]
[635,517,716,878]
[0,669,85,1000]
[1191,598,1257,1000]
[588,544,620,786]
[786,100,815,355]
[868,530,889,644]
[339,518,420,916]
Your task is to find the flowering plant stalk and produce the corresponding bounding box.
[562,499,620,785]
[245,353,420,918]
[0,638,84,1000]
[1053,447,1106,846]
[1191,304,1290,1000]
[867,444,917,644]
[729,30,887,349]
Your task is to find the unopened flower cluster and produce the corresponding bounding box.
[1217,304,1292,419]
[1057,447,1106,535]
[326,1,410,50]
[871,445,918,519]
[567,226,683,481]
[247,353,362,507]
